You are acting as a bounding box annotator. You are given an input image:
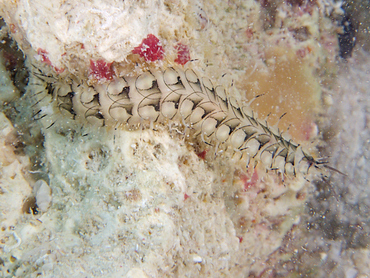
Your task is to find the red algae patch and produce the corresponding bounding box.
[240,170,259,191]
[89,59,114,82]
[241,47,321,142]
[37,48,64,74]
[132,34,164,62]
[175,43,190,65]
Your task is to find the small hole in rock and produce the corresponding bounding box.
[22,196,39,215]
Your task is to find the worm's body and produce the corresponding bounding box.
[31,67,325,177]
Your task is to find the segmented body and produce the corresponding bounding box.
[30,66,325,177]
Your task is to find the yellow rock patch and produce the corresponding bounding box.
[241,47,321,142]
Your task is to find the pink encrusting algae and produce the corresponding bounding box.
[132,34,165,62]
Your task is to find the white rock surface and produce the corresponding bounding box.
[33,180,52,212]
